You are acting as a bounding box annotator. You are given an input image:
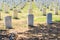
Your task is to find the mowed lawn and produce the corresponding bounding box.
[0,2,60,30]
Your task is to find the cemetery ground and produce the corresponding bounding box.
[0,2,60,40]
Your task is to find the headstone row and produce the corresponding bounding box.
[4,13,52,29]
[0,0,27,12]
[34,0,60,11]
[28,13,52,27]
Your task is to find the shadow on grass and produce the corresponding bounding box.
[17,23,59,40]
[5,11,9,14]
[0,19,2,20]
[0,23,60,40]
[17,23,57,34]
[18,21,60,34]
[55,20,60,22]
[13,17,20,20]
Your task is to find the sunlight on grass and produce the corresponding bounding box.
[0,2,60,29]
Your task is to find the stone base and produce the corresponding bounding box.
[28,25,34,29]
[6,27,13,29]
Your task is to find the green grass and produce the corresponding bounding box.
[1,2,60,22]
[0,2,60,29]
[32,2,60,22]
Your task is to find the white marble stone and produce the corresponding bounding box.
[5,16,12,29]
[42,8,46,16]
[54,7,58,15]
[47,13,52,24]
[28,14,34,26]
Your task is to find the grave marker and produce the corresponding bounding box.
[28,5,34,27]
[42,8,46,16]
[45,0,50,9]
[54,7,58,15]
[28,13,34,27]
[4,4,9,13]
[5,16,12,29]
[47,13,52,24]
[13,9,18,19]
[28,1,34,27]
[50,2,54,11]
[17,6,21,13]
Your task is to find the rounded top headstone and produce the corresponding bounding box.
[47,13,52,24]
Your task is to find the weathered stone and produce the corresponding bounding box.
[47,13,52,24]
[5,16,12,29]
[13,9,18,19]
[50,4,53,11]
[42,8,46,16]
[4,4,9,14]
[54,7,58,15]
[28,14,34,27]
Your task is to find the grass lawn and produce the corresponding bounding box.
[0,2,60,30]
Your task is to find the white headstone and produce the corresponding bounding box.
[5,16,12,29]
[50,2,53,11]
[54,7,58,15]
[42,8,46,16]
[4,4,9,13]
[28,14,34,26]
[47,13,52,24]
[13,9,18,19]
